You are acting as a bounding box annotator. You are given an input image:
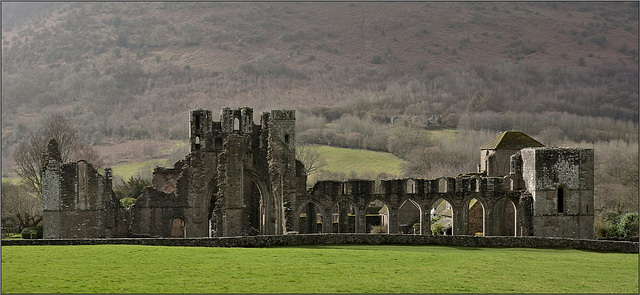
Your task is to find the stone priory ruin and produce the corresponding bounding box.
[41,107,594,239]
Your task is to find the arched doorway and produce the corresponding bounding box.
[246,180,263,236]
[467,198,485,236]
[493,197,517,236]
[398,199,421,234]
[430,198,453,235]
[170,217,186,238]
[298,201,324,234]
[366,199,389,233]
[332,199,356,233]
[243,170,269,236]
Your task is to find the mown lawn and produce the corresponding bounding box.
[1,244,637,293]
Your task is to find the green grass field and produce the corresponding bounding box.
[0,177,22,185]
[311,145,406,183]
[108,145,407,184]
[1,244,637,293]
[2,160,170,185]
[110,159,169,180]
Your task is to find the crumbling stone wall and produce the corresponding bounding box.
[5,234,636,254]
[42,142,127,238]
[126,108,305,238]
[299,176,524,236]
[41,111,595,241]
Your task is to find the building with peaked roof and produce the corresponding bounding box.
[480,131,545,177]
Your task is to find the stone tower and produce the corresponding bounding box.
[265,110,298,234]
[521,147,595,239]
[127,107,305,238]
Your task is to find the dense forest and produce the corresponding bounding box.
[2,2,638,223]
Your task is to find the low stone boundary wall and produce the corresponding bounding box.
[2,234,638,253]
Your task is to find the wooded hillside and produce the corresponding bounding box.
[2,1,638,171]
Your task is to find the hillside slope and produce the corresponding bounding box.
[1,2,638,172]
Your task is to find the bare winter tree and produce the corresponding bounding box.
[13,113,97,195]
[295,145,328,176]
[1,182,42,229]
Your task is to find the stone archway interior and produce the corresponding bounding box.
[398,199,421,234]
[493,197,517,236]
[431,199,453,235]
[366,199,389,233]
[332,200,356,233]
[468,198,484,236]
[299,202,324,234]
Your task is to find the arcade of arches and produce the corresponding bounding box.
[295,178,521,236]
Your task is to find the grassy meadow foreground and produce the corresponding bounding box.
[1,245,637,293]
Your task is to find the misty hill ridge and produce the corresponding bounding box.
[3,2,638,73]
[1,2,638,172]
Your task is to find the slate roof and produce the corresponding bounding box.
[481,131,544,150]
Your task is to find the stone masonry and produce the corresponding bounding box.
[41,109,595,239]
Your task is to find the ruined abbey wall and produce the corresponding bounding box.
[41,108,595,240]
[521,148,595,239]
[300,177,524,236]
[42,159,128,238]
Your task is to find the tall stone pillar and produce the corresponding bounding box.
[218,134,246,236]
[483,208,494,236]
[452,204,464,235]
[421,211,431,235]
[388,207,399,234]
[338,202,349,233]
[356,206,367,233]
[267,110,296,235]
[323,208,333,233]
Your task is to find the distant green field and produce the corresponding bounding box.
[109,145,407,183]
[110,159,169,180]
[1,160,170,185]
[311,145,406,183]
[1,177,22,185]
[2,145,403,185]
[427,128,459,142]
[1,244,637,293]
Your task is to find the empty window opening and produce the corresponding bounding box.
[195,115,200,130]
[234,118,240,131]
[557,187,564,214]
[214,137,223,150]
[77,161,88,210]
[438,178,448,193]
[284,134,290,144]
[407,179,416,194]
[194,136,201,150]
